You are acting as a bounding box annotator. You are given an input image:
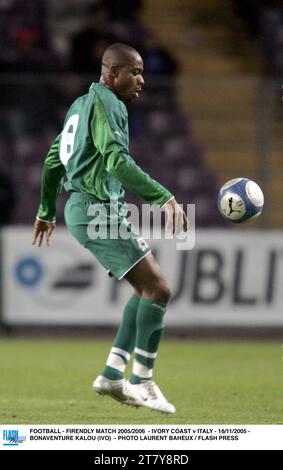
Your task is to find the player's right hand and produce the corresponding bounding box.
[32,218,55,247]
[164,198,188,234]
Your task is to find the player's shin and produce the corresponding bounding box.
[102,294,140,380]
[129,298,166,384]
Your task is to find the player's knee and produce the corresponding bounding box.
[158,281,171,304]
[145,279,171,304]
[134,287,142,297]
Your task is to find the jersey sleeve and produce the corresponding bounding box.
[36,134,66,222]
[91,95,174,207]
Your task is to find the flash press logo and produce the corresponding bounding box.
[3,430,26,446]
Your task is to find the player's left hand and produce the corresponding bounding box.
[32,219,55,247]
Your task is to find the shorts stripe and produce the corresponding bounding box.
[118,250,151,280]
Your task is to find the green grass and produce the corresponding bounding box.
[0,339,282,424]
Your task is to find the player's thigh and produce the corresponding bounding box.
[125,251,169,293]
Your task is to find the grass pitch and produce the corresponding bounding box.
[0,338,282,424]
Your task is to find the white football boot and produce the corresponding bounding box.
[129,380,176,414]
[93,375,143,407]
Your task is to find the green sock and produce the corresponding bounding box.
[102,294,140,380]
[129,298,167,385]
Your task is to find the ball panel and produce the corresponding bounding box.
[218,192,245,221]
[241,211,262,224]
[245,181,264,207]
[220,177,244,191]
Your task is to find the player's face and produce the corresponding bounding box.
[113,54,144,101]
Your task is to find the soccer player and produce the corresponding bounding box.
[32,43,188,414]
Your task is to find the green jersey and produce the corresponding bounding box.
[37,82,173,222]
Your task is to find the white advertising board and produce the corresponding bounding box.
[1,228,283,326]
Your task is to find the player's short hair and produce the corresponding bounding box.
[102,43,140,69]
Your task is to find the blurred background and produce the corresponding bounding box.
[0,0,282,336]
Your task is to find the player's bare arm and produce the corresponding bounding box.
[32,218,55,247]
[164,198,188,234]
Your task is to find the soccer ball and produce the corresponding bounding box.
[217,177,264,224]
